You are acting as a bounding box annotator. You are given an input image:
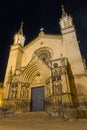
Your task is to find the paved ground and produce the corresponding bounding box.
[0,112,87,130]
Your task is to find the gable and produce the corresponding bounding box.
[21,33,62,67]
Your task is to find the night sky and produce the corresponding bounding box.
[0,0,87,81]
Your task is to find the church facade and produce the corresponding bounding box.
[3,6,87,115]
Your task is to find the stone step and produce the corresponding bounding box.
[17,111,50,120]
[1,111,51,121]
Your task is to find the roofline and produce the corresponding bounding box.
[23,33,62,50]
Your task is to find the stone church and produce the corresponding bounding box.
[3,6,87,116]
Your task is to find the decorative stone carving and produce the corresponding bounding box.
[14,33,25,46]
[34,48,52,65]
[9,87,17,99]
[34,73,42,84]
[13,22,25,46]
[36,50,51,63]
[60,5,73,29]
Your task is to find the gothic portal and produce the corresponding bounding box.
[3,6,87,115]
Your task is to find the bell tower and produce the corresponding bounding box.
[14,22,25,47]
[4,23,25,98]
[59,5,85,75]
[60,5,74,35]
[60,5,73,29]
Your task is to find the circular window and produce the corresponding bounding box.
[34,48,52,63]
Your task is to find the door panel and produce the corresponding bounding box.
[31,87,45,111]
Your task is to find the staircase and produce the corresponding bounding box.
[16,112,50,121]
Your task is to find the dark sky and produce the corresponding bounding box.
[0,0,87,81]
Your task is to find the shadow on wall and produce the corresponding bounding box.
[67,62,79,107]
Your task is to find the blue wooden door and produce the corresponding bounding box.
[31,87,45,111]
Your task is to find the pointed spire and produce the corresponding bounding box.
[14,21,25,46]
[18,21,23,35]
[61,4,67,17]
[60,4,74,31]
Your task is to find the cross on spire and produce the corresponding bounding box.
[40,28,44,32]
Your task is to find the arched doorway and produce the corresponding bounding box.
[31,86,45,111]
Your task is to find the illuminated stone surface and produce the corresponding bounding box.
[2,6,87,117]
